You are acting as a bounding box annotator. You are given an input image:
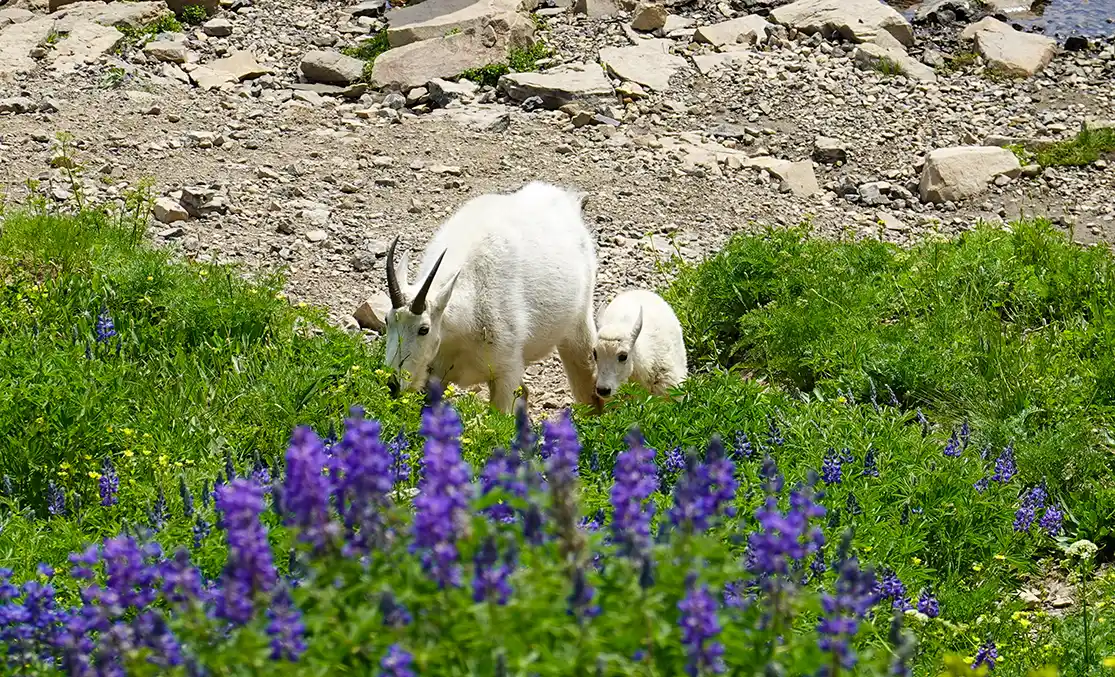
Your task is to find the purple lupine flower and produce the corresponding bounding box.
[972,640,998,670]
[1039,504,1063,536]
[201,479,211,510]
[876,570,908,610]
[733,431,754,460]
[862,447,879,478]
[886,385,899,407]
[479,449,525,524]
[379,590,413,628]
[100,459,119,507]
[411,381,473,588]
[845,492,862,515]
[150,487,168,531]
[974,476,990,493]
[959,420,971,449]
[678,576,726,677]
[669,437,737,533]
[334,409,394,554]
[379,644,416,677]
[991,444,1017,483]
[266,587,306,662]
[766,418,784,447]
[472,536,514,605]
[758,453,784,495]
[916,409,929,437]
[389,430,411,485]
[664,446,686,474]
[1,474,12,498]
[160,548,204,608]
[215,479,277,625]
[722,580,750,610]
[281,426,337,551]
[748,470,826,578]
[192,516,211,550]
[179,478,194,519]
[942,431,962,458]
[810,551,827,577]
[821,448,843,485]
[916,590,939,618]
[610,429,658,558]
[512,399,538,458]
[47,481,65,517]
[95,307,117,344]
[567,565,600,621]
[817,553,879,672]
[580,509,604,532]
[542,410,580,484]
[1014,485,1047,533]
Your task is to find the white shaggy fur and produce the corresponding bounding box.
[378,181,598,413]
[594,289,687,398]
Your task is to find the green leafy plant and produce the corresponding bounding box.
[177,3,209,25]
[342,30,391,83]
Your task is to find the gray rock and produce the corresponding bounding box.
[812,136,848,164]
[371,30,510,90]
[961,17,1056,77]
[919,146,1022,203]
[852,43,937,82]
[499,62,616,109]
[300,50,366,85]
[693,15,771,49]
[743,157,820,197]
[630,2,667,31]
[289,82,368,99]
[143,39,188,64]
[306,229,329,243]
[599,41,687,92]
[153,197,189,223]
[427,77,479,107]
[913,0,976,24]
[202,17,233,37]
[386,0,533,48]
[769,0,913,47]
[208,50,269,81]
[0,96,35,113]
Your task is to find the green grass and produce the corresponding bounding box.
[460,42,552,88]
[177,3,209,25]
[936,50,981,75]
[872,56,906,77]
[342,30,391,84]
[1035,127,1115,167]
[1,197,1114,674]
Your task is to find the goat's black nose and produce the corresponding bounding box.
[387,374,401,398]
[596,386,612,397]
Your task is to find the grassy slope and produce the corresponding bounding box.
[1,202,1113,674]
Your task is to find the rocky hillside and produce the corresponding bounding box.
[1,0,1113,407]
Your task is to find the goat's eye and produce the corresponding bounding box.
[417,326,430,336]
[618,353,628,363]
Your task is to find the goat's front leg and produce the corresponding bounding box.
[488,360,524,414]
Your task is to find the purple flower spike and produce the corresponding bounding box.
[472,537,514,605]
[817,554,879,672]
[678,577,726,677]
[991,444,1017,484]
[335,410,395,554]
[669,437,737,533]
[610,428,658,559]
[917,590,939,618]
[379,644,416,677]
[1014,485,1047,533]
[412,381,473,588]
[266,587,307,662]
[972,640,998,670]
[1039,503,1063,536]
[281,426,337,552]
[821,448,843,485]
[100,458,119,507]
[215,479,277,625]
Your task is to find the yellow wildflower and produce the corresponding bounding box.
[199,269,208,276]
[275,293,286,300]
[1019,619,1031,628]
[297,302,308,308]
[35,417,44,425]
[142,449,151,456]
[461,437,472,444]
[863,546,874,553]
[351,365,360,372]
[911,557,923,566]
[107,426,114,433]
[88,471,101,480]
[147,276,153,281]
[83,454,92,461]
[123,449,134,458]
[994,554,1006,561]
[122,428,134,436]
[158,455,169,467]
[375,368,387,377]
[60,462,71,470]
[143,433,151,438]
[1102,656,1115,669]
[175,462,184,469]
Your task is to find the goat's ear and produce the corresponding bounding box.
[629,306,644,344]
[432,270,461,314]
[573,190,590,211]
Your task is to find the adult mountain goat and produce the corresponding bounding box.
[375,181,599,413]
[594,289,687,399]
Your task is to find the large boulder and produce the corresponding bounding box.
[48,20,123,72]
[385,0,533,48]
[770,0,913,47]
[961,17,1056,77]
[499,62,615,109]
[918,146,1022,203]
[0,17,54,79]
[371,29,509,90]
[53,1,172,29]
[599,40,687,92]
[300,50,366,85]
[693,15,771,50]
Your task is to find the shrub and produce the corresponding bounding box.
[177,4,208,25]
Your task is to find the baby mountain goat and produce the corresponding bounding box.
[594,289,687,399]
[376,181,598,413]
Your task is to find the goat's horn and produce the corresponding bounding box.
[410,250,447,314]
[385,235,405,309]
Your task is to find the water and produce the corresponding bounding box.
[885,0,1115,38]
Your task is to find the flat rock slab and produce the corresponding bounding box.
[427,103,512,132]
[53,1,172,29]
[599,43,686,92]
[853,43,937,82]
[386,0,531,48]
[500,62,615,109]
[49,21,123,72]
[372,30,508,90]
[208,51,269,81]
[691,51,747,76]
[743,156,820,197]
[0,17,54,80]
[189,66,237,90]
[693,15,771,49]
[0,7,35,26]
[770,0,913,47]
[919,145,1022,203]
[961,17,1055,77]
